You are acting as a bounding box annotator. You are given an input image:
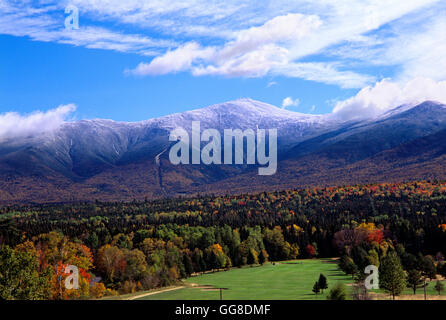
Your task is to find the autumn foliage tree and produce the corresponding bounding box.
[0,245,50,300]
[96,245,126,283]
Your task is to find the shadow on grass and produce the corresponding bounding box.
[320,258,339,264]
[327,273,346,277]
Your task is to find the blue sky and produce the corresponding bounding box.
[0,0,446,122]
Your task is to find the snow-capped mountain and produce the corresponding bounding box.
[0,99,340,179]
[1,99,446,203]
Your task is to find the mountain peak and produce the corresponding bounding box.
[414,100,446,108]
[206,98,282,113]
[198,98,326,121]
[394,100,446,117]
[375,100,446,121]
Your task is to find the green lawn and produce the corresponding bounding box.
[138,259,353,300]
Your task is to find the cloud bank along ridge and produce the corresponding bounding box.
[0,104,76,140]
[333,77,446,120]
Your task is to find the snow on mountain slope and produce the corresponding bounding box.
[2,98,443,184]
[0,99,340,180]
[142,98,334,131]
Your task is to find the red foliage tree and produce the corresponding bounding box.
[306,244,316,257]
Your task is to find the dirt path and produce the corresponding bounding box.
[370,292,446,300]
[126,286,183,300]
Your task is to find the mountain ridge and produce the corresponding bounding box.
[1,99,446,204]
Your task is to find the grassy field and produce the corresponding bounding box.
[114,258,446,300]
[137,258,353,300]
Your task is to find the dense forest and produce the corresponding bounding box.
[1,180,446,299]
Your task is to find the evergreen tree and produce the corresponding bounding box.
[318,274,328,293]
[407,269,423,295]
[401,252,418,271]
[183,254,194,276]
[351,246,369,270]
[339,255,359,279]
[85,232,99,249]
[379,252,407,300]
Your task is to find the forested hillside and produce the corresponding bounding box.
[1,180,446,299]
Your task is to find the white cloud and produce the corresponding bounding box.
[282,97,300,109]
[1,0,445,88]
[123,1,442,87]
[0,104,76,140]
[325,2,446,87]
[126,12,372,87]
[127,13,322,78]
[273,62,375,88]
[191,43,290,78]
[0,1,173,55]
[267,81,277,87]
[332,78,446,120]
[126,42,215,76]
[218,13,322,60]
[386,14,446,82]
